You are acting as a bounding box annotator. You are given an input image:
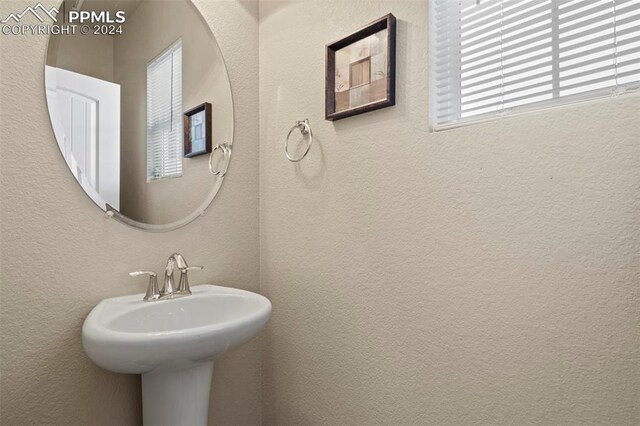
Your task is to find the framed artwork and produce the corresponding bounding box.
[325,14,396,121]
[184,102,212,158]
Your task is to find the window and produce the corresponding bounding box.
[429,0,640,129]
[147,39,183,181]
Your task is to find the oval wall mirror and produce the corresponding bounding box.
[45,0,233,231]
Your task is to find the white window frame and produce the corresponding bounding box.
[429,0,640,131]
[147,39,183,181]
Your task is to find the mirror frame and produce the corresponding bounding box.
[44,0,234,232]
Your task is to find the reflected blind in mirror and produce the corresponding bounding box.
[147,39,183,181]
[429,0,640,129]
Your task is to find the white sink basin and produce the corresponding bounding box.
[82,284,271,426]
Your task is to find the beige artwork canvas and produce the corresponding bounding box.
[334,28,388,113]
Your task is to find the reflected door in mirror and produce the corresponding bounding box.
[45,66,120,210]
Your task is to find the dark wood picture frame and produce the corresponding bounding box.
[183,102,212,158]
[325,14,396,121]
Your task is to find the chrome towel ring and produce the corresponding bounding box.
[209,143,231,177]
[284,119,313,162]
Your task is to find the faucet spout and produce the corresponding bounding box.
[163,253,188,296]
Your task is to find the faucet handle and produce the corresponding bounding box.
[176,266,203,295]
[182,265,204,271]
[129,271,161,301]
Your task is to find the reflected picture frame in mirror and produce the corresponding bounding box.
[184,102,212,158]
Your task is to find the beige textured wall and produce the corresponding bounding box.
[0,0,260,425]
[259,1,640,425]
[46,32,115,82]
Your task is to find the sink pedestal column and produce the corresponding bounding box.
[141,362,214,426]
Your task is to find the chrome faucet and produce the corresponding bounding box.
[163,253,187,296]
[163,253,203,297]
[130,253,203,301]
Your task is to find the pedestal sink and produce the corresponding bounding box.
[82,285,271,426]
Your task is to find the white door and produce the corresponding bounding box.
[45,66,120,211]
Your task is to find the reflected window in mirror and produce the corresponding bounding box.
[147,39,183,182]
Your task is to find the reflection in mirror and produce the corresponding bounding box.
[45,0,233,230]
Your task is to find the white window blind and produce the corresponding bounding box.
[147,39,183,181]
[430,0,640,129]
